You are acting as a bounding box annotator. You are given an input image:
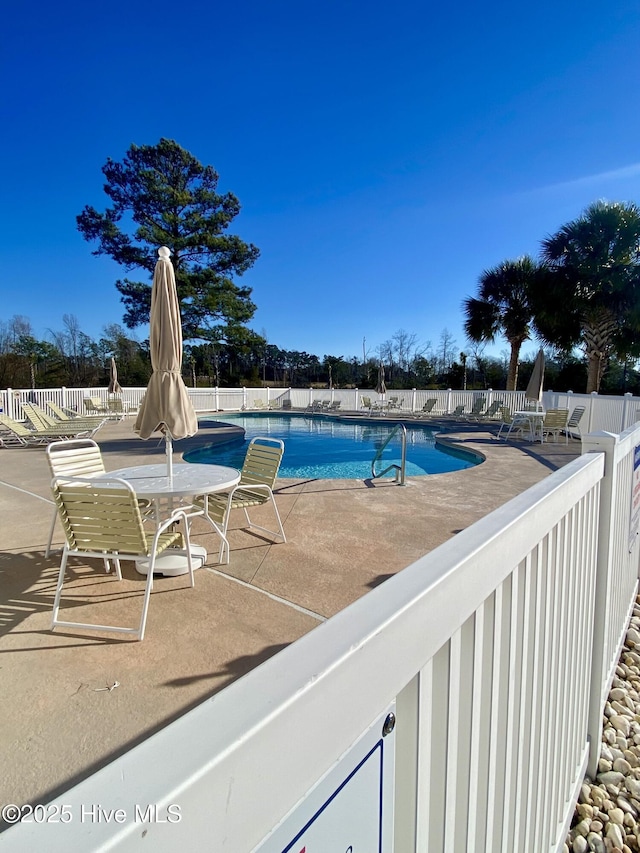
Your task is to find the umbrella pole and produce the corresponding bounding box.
[166,431,173,479]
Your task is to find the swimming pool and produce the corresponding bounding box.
[184,413,482,479]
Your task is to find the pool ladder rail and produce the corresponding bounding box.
[371,423,407,485]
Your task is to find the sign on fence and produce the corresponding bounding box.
[254,706,396,853]
[629,445,640,551]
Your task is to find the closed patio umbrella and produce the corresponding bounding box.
[376,363,386,398]
[108,357,122,394]
[134,247,197,476]
[525,348,545,410]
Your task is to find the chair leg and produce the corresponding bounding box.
[243,496,287,543]
[45,508,57,558]
[51,548,70,627]
[195,496,230,564]
[137,556,157,642]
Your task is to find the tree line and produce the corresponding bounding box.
[4,311,640,397]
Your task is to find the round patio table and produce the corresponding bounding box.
[96,463,240,576]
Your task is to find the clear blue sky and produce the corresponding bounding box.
[3,0,640,363]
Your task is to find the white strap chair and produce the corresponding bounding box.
[45,440,106,558]
[195,437,286,564]
[51,476,194,641]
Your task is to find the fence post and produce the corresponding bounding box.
[587,392,598,433]
[447,388,452,414]
[411,388,416,413]
[6,388,12,419]
[582,430,621,778]
[623,392,633,431]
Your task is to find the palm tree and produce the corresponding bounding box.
[536,200,640,393]
[463,256,543,390]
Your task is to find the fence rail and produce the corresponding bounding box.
[3,385,640,435]
[6,423,640,851]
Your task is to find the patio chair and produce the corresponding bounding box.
[496,407,530,441]
[45,439,155,557]
[107,398,126,420]
[387,396,404,411]
[566,406,586,441]
[360,396,373,413]
[195,437,286,562]
[50,475,194,641]
[328,400,341,411]
[45,439,106,558]
[541,409,569,443]
[84,397,109,415]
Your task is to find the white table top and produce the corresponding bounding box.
[98,463,240,499]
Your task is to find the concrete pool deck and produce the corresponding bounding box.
[0,413,581,817]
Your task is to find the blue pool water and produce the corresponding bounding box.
[184,413,481,480]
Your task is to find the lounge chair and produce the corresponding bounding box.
[26,403,106,437]
[195,437,286,562]
[50,475,195,641]
[0,413,97,447]
[445,404,466,418]
[46,401,97,421]
[328,401,341,411]
[476,400,503,421]
[22,402,106,435]
[464,398,487,420]
[252,399,265,410]
[414,399,438,418]
[386,396,401,411]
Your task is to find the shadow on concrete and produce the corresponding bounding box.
[0,641,291,829]
[163,643,290,689]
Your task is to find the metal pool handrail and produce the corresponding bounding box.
[371,423,407,485]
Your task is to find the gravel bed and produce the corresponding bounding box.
[564,596,640,853]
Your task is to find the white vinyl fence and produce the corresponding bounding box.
[3,385,640,434]
[5,424,640,852]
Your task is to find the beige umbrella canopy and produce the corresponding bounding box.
[134,247,197,475]
[108,357,122,394]
[525,348,545,410]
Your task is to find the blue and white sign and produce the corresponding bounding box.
[254,705,395,853]
[629,445,640,551]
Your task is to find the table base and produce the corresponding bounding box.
[135,545,207,577]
